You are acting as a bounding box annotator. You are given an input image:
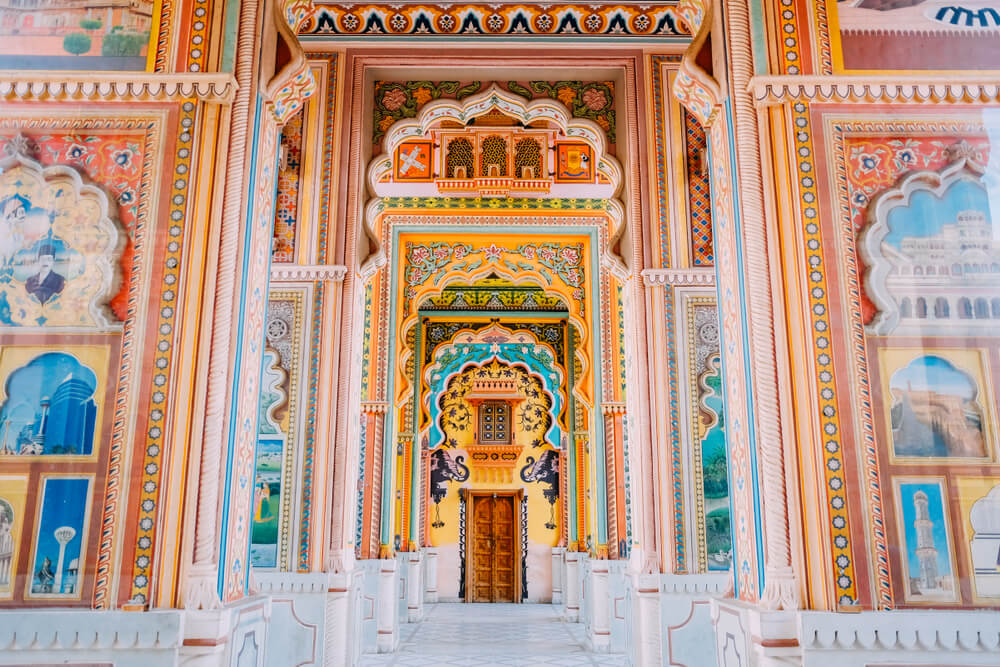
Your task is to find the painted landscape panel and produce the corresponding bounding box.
[0,0,157,71]
[28,476,90,598]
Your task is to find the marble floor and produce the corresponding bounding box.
[359,602,629,666]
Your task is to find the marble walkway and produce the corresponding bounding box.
[359,602,628,666]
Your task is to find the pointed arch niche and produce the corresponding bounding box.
[354,84,636,570]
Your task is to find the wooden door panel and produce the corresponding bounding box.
[468,494,518,603]
[493,496,516,602]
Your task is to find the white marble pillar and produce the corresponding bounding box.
[564,551,583,622]
[586,560,611,652]
[405,551,424,622]
[550,547,565,605]
[423,547,439,603]
[375,559,399,653]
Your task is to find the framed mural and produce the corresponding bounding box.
[0,0,161,71]
[877,348,995,464]
[0,476,28,599]
[250,348,288,569]
[893,477,960,604]
[828,0,1000,71]
[25,475,92,600]
[954,476,1000,603]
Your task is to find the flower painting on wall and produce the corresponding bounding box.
[0,0,158,71]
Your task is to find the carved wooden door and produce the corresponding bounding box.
[470,494,516,602]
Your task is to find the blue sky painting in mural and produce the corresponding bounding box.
[0,352,98,456]
[898,481,955,598]
[889,355,986,459]
[31,477,89,596]
[885,179,992,249]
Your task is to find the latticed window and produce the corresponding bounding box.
[514,139,542,179]
[480,136,508,178]
[478,400,511,444]
[445,138,474,178]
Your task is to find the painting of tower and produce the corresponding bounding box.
[913,491,940,590]
[898,480,957,602]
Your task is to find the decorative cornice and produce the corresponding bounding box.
[361,401,389,414]
[751,75,1000,107]
[641,267,715,287]
[270,263,348,282]
[0,74,238,103]
[301,3,689,38]
[799,610,1000,652]
[601,402,627,415]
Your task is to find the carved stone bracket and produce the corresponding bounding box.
[641,267,716,287]
[0,74,238,103]
[270,263,348,282]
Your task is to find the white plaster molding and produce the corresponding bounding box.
[660,572,731,596]
[0,609,182,651]
[254,571,334,594]
[751,75,1000,107]
[0,73,237,103]
[799,610,1000,652]
[641,267,716,287]
[269,263,348,282]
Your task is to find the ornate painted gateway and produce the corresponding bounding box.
[1,0,1000,665]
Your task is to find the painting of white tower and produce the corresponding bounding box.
[914,491,941,591]
[53,525,76,594]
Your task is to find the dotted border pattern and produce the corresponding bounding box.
[298,281,323,570]
[186,0,213,73]
[686,296,717,573]
[128,99,199,605]
[789,100,857,605]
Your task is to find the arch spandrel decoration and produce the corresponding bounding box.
[0,151,124,330]
[860,151,997,336]
[422,322,568,452]
[391,233,595,408]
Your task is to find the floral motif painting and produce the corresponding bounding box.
[0,154,122,328]
[0,348,109,457]
[0,0,158,71]
[27,476,90,599]
[250,349,287,569]
[895,478,958,603]
[882,350,992,461]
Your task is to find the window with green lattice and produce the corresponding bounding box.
[514,138,542,179]
[480,136,508,178]
[445,138,474,178]
[478,400,511,444]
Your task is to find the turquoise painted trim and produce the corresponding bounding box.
[749,0,768,76]
[219,95,268,595]
[382,223,605,550]
[567,326,577,544]
[220,0,240,72]
[716,100,764,597]
[424,342,565,450]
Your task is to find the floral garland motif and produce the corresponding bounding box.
[403,240,586,312]
[374,81,483,144]
[373,80,616,150]
[510,81,615,142]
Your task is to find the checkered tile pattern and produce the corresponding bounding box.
[272,110,303,262]
[360,603,628,666]
[684,109,713,266]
